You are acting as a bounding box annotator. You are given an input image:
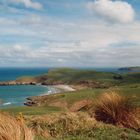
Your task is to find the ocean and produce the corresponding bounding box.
[0,68,49,107]
[0,67,49,81]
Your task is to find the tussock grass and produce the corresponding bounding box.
[0,112,34,140]
[93,92,140,131]
[28,112,96,139]
[28,112,140,140]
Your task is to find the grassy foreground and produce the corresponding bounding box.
[0,68,140,139]
[1,86,140,140]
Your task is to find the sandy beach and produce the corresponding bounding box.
[43,84,76,95]
[52,85,76,92]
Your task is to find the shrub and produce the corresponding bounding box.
[0,112,34,140]
[93,92,140,131]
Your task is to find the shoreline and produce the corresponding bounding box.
[39,84,76,96]
[24,84,76,106]
[0,84,76,107]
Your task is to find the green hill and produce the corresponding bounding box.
[16,68,140,88]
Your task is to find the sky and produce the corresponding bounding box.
[0,0,140,68]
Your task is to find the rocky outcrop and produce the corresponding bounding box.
[0,81,37,86]
[24,101,36,106]
[24,94,66,107]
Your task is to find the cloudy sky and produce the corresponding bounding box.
[0,0,140,67]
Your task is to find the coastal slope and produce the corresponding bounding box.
[0,68,140,140]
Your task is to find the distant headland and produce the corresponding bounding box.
[118,66,140,72]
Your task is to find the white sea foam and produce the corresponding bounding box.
[3,102,12,106]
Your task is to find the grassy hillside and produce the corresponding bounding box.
[16,68,140,88]
[1,88,140,140]
[42,68,115,84]
[119,72,140,85]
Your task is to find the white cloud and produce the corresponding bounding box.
[87,0,135,23]
[11,0,43,10]
[0,13,140,67]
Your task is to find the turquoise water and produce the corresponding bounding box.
[0,85,49,107]
[0,68,49,107]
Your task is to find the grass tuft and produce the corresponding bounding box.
[28,112,96,139]
[0,112,34,140]
[93,92,140,131]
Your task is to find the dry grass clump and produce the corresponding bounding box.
[70,99,93,112]
[93,92,140,131]
[0,112,34,140]
[28,112,96,138]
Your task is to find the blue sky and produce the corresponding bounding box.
[0,0,140,67]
